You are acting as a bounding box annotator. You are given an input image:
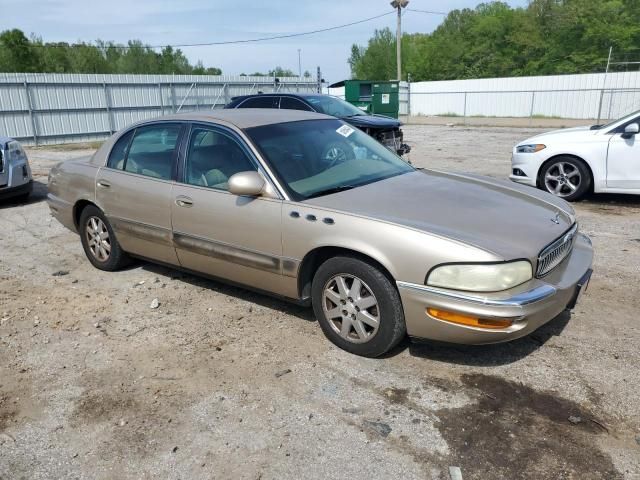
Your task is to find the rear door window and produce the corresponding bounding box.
[238,96,279,109]
[107,130,134,169]
[125,124,182,180]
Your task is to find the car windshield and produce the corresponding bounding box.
[304,95,366,118]
[246,119,414,201]
[593,109,640,130]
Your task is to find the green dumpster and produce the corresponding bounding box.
[341,80,400,119]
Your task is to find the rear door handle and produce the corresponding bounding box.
[175,196,193,208]
[97,180,111,188]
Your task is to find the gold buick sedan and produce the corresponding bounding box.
[47,110,593,357]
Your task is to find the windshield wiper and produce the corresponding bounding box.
[306,185,356,199]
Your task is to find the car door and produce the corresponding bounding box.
[606,116,640,189]
[171,123,290,296]
[95,122,184,265]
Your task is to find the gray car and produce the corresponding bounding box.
[0,136,33,201]
[47,110,593,357]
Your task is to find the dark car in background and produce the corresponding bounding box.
[225,93,411,156]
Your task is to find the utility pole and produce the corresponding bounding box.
[298,49,302,78]
[390,0,409,81]
[597,46,613,124]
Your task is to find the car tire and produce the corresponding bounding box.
[539,156,591,201]
[79,205,131,271]
[311,255,406,357]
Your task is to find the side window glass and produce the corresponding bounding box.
[239,97,278,109]
[280,97,313,111]
[125,124,181,180]
[107,130,134,169]
[185,127,257,191]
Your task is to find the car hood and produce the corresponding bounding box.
[518,125,597,146]
[304,170,575,260]
[341,114,401,129]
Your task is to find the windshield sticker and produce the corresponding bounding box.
[336,125,355,137]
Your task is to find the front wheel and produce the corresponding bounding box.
[311,256,406,357]
[540,157,591,201]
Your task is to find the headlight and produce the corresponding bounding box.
[516,144,546,153]
[427,261,533,292]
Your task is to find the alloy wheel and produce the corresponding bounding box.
[322,274,380,344]
[544,161,582,198]
[85,216,111,262]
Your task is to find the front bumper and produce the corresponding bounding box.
[509,151,545,187]
[0,179,33,200]
[397,232,593,344]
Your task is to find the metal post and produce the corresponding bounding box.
[597,46,613,124]
[463,92,467,125]
[170,83,177,113]
[103,82,114,134]
[23,79,38,145]
[529,91,536,126]
[396,5,402,81]
[158,83,164,115]
[407,78,411,117]
[177,83,195,112]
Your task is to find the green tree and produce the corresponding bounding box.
[349,0,640,81]
[0,29,223,75]
[0,29,40,72]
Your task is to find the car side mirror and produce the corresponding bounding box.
[228,171,267,196]
[622,122,639,139]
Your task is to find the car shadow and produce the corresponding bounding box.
[139,261,316,323]
[138,260,571,364]
[403,310,572,366]
[0,179,48,209]
[579,192,640,206]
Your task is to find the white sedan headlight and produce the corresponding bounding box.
[427,261,533,292]
[516,144,546,153]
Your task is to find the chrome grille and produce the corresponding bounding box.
[536,224,577,277]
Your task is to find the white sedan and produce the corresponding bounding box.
[510,110,640,201]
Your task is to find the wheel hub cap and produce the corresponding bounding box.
[85,216,111,262]
[322,274,380,344]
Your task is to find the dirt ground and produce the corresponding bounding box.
[1,124,639,480]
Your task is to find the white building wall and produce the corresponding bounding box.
[408,72,640,120]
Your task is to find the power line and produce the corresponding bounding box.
[406,8,448,16]
[23,11,395,50]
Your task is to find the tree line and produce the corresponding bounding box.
[0,29,222,75]
[349,0,640,81]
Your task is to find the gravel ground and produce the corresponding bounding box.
[1,125,639,480]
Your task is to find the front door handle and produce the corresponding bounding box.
[175,196,193,208]
[97,180,111,188]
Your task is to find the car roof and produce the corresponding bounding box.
[135,108,333,129]
[0,135,14,144]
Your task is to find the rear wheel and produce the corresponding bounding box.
[540,157,591,201]
[79,205,130,271]
[311,256,406,357]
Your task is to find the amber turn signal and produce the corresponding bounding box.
[426,308,513,329]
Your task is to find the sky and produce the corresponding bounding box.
[3,0,528,82]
